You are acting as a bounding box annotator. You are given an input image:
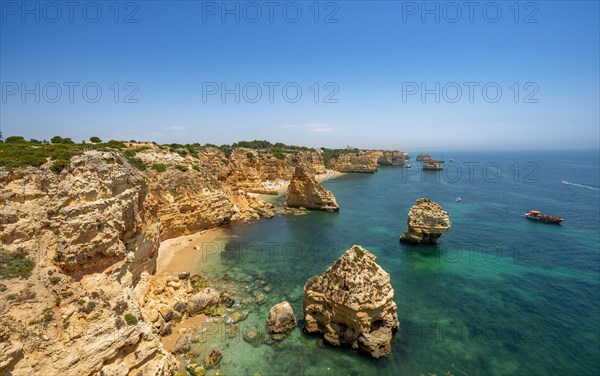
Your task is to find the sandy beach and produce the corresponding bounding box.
[157,227,232,275]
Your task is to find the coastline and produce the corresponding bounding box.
[255,169,345,203]
[156,226,232,275]
[157,171,345,274]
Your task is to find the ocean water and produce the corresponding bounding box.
[188,150,600,376]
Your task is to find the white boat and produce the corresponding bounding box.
[456,197,462,203]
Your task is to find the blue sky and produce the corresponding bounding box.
[1,0,598,150]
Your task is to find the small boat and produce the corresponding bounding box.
[405,164,413,169]
[524,210,564,224]
[562,180,569,184]
[455,197,462,203]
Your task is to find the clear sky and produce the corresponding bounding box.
[1,0,598,150]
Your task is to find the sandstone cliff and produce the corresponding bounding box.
[374,150,406,166]
[303,245,399,358]
[400,198,451,244]
[333,152,379,173]
[285,165,339,212]
[0,151,177,375]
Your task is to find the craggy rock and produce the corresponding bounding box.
[416,152,433,161]
[266,301,297,334]
[400,198,451,244]
[285,165,339,212]
[303,245,399,358]
[422,160,443,171]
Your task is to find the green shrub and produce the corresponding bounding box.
[5,136,26,143]
[50,136,64,144]
[50,159,70,173]
[271,149,286,160]
[103,140,125,149]
[0,250,35,279]
[89,136,102,143]
[191,164,200,172]
[0,283,7,292]
[246,152,255,159]
[152,163,167,172]
[175,164,188,172]
[125,156,146,171]
[124,313,138,325]
[49,276,61,285]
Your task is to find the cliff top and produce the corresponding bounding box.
[305,245,394,310]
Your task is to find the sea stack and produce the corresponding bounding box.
[303,245,399,358]
[422,160,443,171]
[285,165,339,211]
[416,152,432,161]
[400,198,451,244]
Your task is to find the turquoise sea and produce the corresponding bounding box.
[190,150,600,375]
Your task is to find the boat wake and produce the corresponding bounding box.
[562,181,600,191]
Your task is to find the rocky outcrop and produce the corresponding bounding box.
[266,301,297,334]
[333,152,379,173]
[422,160,443,170]
[400,198,451,244]
[285,165,339,211]
[374,151,406,166]
[303,245,399,358]
[416,152,432,161]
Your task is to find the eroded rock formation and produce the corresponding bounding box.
[285,165,339,211]
[303,245,399,358]
[400,198,451,244]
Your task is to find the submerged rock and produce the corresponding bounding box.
[285,165,339,212]
[266,301,297,334]
[303,245,399,358]
[203,349,222,369]
[243,329,262,347]
[400,198,451,244]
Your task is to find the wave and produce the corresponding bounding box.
[563,181,600,191]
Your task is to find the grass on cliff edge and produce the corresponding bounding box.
[0,138,134,172]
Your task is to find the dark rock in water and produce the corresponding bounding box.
[219,293,235,308]
[204,349,222,368]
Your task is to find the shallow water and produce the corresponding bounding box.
[184,150,600,375]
